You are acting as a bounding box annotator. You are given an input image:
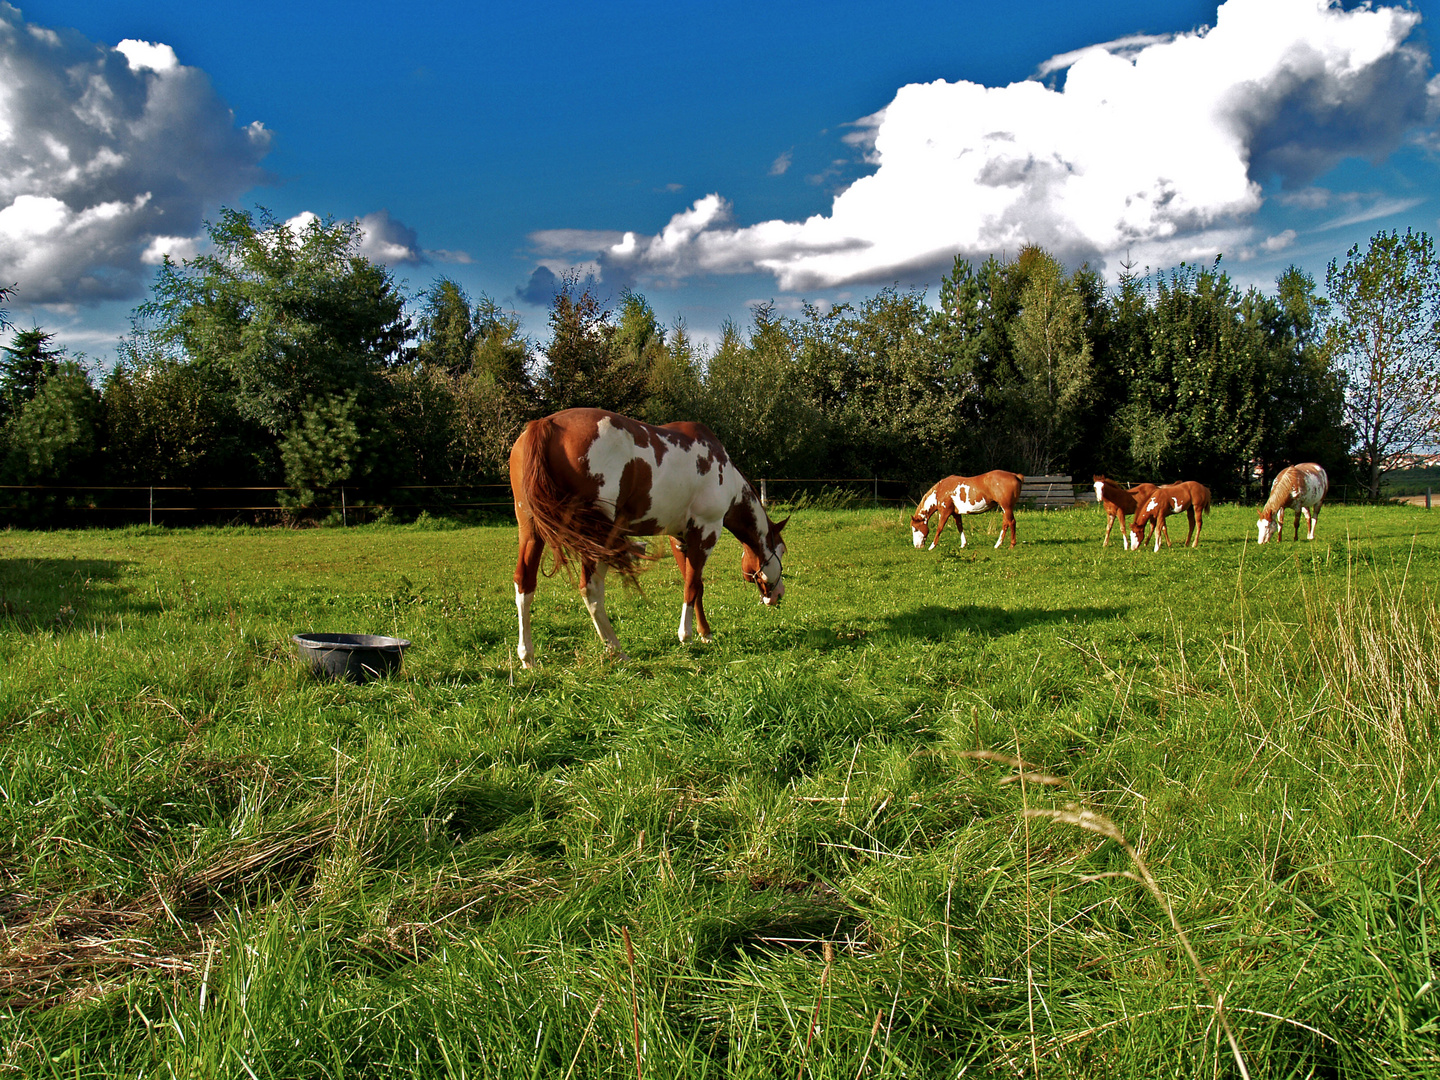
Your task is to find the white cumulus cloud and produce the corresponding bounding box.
[0,5,272,303]
[539,0,1438,292]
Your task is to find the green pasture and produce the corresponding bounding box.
[1,502,1438,1078]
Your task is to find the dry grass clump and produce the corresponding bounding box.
[1305,586,1439,764]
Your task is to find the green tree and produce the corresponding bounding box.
[1255,268,1350,489]
[1326,229,1440,501]
[935,253,1028,471]
[139,208,411,439]
[1007,247,1095,475]
[279,391,363,512]
[797,286,972,484]
[1,328,65,425]
[415,278,481,376]
[4,360,102,484]
[697,305,820,479]
[1118,260,1272,495]
[534,277,648,415]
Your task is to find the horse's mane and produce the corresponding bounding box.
[514,416,650,583]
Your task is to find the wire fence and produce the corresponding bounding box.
[0,476,1404,528]
[0,483,516,528]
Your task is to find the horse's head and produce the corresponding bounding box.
[909,512,930,548]
[1092,475,1112,503]
[1129,497,1159,551]
[1256,508,1276,544]
[742,515,788,605]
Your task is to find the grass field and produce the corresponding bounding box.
[1,502,1438,1078]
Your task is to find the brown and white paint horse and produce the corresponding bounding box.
[1257,463,1328,543]
[1092,476,1159,550]
[910,471,1023,550]
[1129,481,1212,552]
[509,408,787,667]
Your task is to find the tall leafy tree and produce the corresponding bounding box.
[935,253,1028,471]
[139,208,411,439]
[3,360,102,484]
[534,277,647,415]
[1326,229,1440,501]
[697,305,820,479]
[1254,268,1350,488]
[642,316,704,424]
[798,286,971,484]
[1007,247,1094,475]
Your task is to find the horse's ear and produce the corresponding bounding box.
[773,516,790,533]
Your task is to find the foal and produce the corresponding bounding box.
[1092,476,1158,550]
[1129,481,1212,552]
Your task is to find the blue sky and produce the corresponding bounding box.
[2,0,1438,361]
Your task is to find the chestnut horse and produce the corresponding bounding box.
[1257,463,1328,543]
[1092,476,1159,550]
[509,408,788,667]
[911,471,1024,550]
[1129,481,1212,552]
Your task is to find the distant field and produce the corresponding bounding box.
[1384,464,1440,497]
[1,502,1437,1078]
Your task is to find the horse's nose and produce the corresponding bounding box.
[764,580,784,605]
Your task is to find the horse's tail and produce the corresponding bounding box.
[1196,483,1213,514]
[512,417,649,582]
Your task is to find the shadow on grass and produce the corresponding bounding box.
[883,603,1125,639]
[0,557,141,630]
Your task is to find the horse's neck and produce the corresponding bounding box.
[1263,482,1289,513]
[1103,483,1133,509]
[725,487,768,550]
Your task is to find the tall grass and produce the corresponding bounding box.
[0,505,1437,1076]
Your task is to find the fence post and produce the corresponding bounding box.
[873,476,878,505]
[148,486,153,527]
[760,479,767,506]
[1428,487,1432,510]
[341,485,348,527]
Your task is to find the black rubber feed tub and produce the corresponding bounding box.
[292,633,411,683]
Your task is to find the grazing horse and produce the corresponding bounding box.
[1257,463,1328,543]
[509,408,788,667]
[911,471,1024,550]
[1129,481,1212,552]
[1092,476,1159,550]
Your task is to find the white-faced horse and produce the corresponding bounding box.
[1093,475,1159,550]
[1129,481,1212,552]
[509,408,788,667]
[910,471,1024,550]
[1257,463,1328,543]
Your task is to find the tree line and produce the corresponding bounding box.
[2,208,1436,523]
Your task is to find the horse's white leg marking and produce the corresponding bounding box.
[1303,507,1316,539]
[515,584,535,668]
[959,524,968,549]
[583,563,628,659]
[678,601,694,644]
[993,525,1004,549]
